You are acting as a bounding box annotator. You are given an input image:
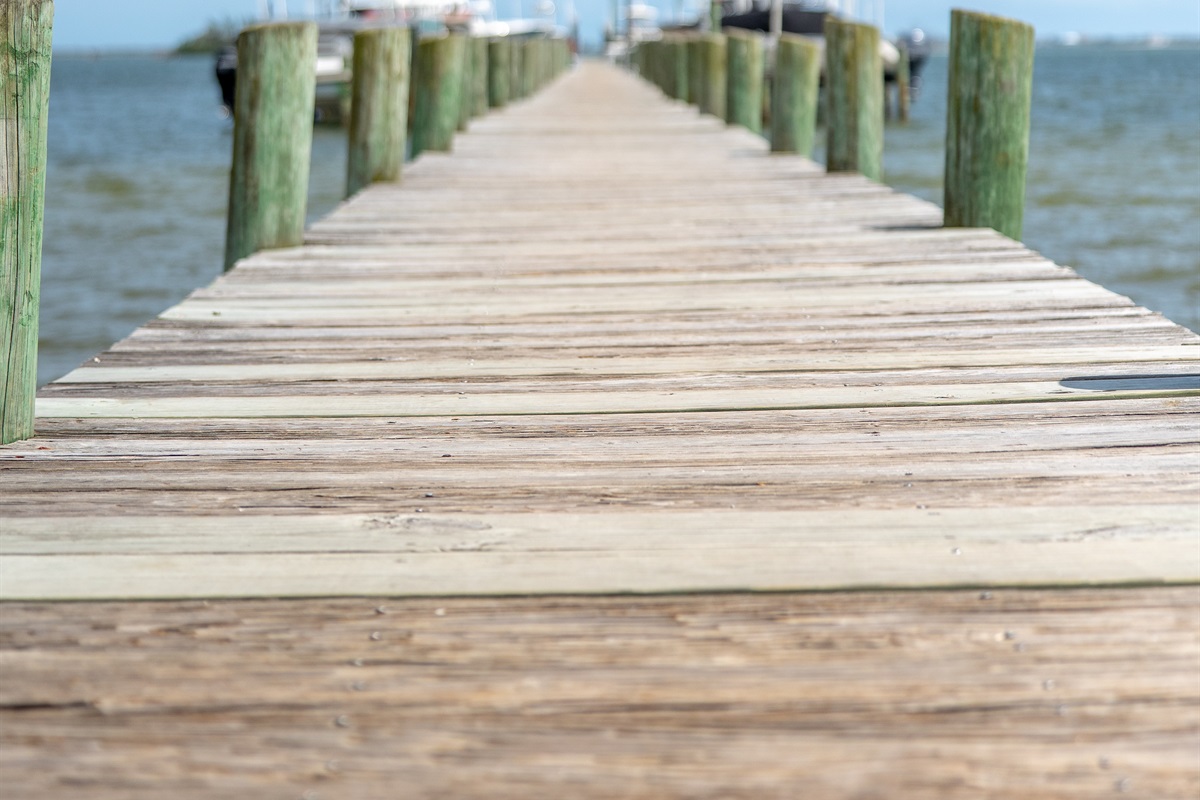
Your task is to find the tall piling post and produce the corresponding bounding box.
[770,33,820,155]
[412,34,466,156]
[725,29,764,134]
[687,36,703,107]
[224,22,317,271]
[1,0,54,445]
[487,38,511,107]
[700,33,727,119]
[895,42,911,123]
[472,37,489,116]
[673,36,689,102]
[647,40,663,94]
[457,35,474,131]
[943,10,1035,240]
[346,27,411,199]
[510,39,524,100]
[824,17,883,181]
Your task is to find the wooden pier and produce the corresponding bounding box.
[3,61,1199,797]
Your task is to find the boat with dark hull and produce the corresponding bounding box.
[215,2,566,124]
[215,22,361,124]
[719,5,929,86]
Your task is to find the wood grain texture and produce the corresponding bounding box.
[1,60,1198,797]
[411,34,464,156]
[725,29,764,133]
[223,22,317,270]
[824,18,883,180]
[345,27,410,198]
[770,33,820,155]
[943,10,1035,240]
[1,0,54,444]
[701,33,727,119]
[2,589,1197,798]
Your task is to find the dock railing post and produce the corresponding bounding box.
[824,16,883,181]
[487,38,510,107]
[346,26,411,199]
[725,29,764,134]
[770,33,820,155]
[1,0,53,445]
[224,22,317,272]
[412,33,466,156]
[943,10,1035,241]
[700,33,727,119]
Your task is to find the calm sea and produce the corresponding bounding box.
[35,46,1200,385]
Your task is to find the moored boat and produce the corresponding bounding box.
[215,0,564,123]
[719,2,929,86]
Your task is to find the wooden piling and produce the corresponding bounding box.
[534,39,548,91]
[700,33,727,119]
[512,40,526,100]
[412,34,466,156]
[510,39,524,100]
[520,39,534,98]
[346,27,410,199]
[487,38,511,107]
[644,40,659,93]
[1,0,54,445]
[223,22,317,271]
[944,10,1035,241]
[688,36,703,107]
[725,29,763,134]
[896,42,911,123]
[472,37,489,117]
[673,36,689,102]
[659,38,676,98]
[769,33,820,155]
[458,35,473,131]
[824,17,882,181]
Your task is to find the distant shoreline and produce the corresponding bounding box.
[50,34,1200,59]
[51,49,192,58]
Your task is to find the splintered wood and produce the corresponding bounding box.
[0,61,1197,797]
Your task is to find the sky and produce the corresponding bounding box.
[50,0,1200,51]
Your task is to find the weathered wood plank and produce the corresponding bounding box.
[31,375,1200,419]
[1,589,1197,798]
[2,505,1196,599]
[53,347,1200,384]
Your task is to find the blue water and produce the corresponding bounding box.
[38,54,349,386]
[34,47,1200,385]
[877,45,1200,336]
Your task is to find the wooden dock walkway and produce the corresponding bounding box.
[2,61,1198,797]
